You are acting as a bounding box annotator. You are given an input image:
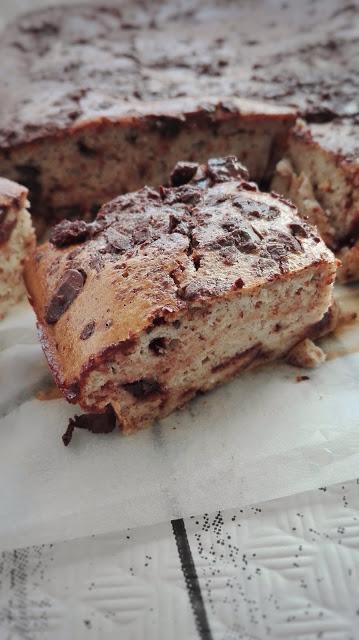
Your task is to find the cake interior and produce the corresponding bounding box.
[0,197,34,319]
[82,264,335,433]
[1,110,291,229]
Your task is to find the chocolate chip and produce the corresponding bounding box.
[232,276,244,289]
[45,269,86,324]
[207,156,250,183]
[289,222,309,238]
[163,185,202,206]
[62,405,116,446]
[149,337,167,355]
[170,161,199,187]
[80,320,96,340]
[49,219,91,247]
[122,378,162,399]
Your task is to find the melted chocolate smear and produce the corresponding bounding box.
[62,405,117,446]
[45,268,86,324]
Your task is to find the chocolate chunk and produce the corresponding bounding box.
[62,405,116,446]
[207,156,250,183]
[170,161,199,187]
[122,378,162,399]
[45,268,86,324]
[232,276,244,289]
[149,337,167,355]
[289,222,309,238]
[49,219,91,247]
[80,320,96,340]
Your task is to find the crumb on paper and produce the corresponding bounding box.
[296,375,310,382]
[287,338,326,369]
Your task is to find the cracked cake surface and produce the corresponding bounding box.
[0,0,357,246]
[25,157,337,434]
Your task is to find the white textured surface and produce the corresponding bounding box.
[0,286,359,551]
[188,481,359,639]
[1,480,359,639]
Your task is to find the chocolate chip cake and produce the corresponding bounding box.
[272,119,359,282]
[0,177,35,318]
[24,157,337,435]
[0,1,357,270]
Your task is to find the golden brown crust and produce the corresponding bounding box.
[25,157,336,406]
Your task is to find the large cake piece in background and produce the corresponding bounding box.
[24,157,337,435]
[0,91,295,229]
[0,0,357,276]
[0,177,35,318]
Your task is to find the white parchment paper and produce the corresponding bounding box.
[0,284,358,551]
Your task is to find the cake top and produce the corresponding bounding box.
[25,156,335,395]
[0,0,357,147]
[292,119,359,164]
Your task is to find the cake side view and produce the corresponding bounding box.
[0,177,35,318]
[0,95,295,230]
[24,158,337,437]
[272,119,359,282]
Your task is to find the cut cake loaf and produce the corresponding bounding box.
[0,177,35,318]
[24,157,337,436]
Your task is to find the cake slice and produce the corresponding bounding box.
[272,119,359,281]
[25,157,337,437]
[0,177,35,318]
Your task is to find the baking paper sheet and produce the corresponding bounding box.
[0,284,358,551]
